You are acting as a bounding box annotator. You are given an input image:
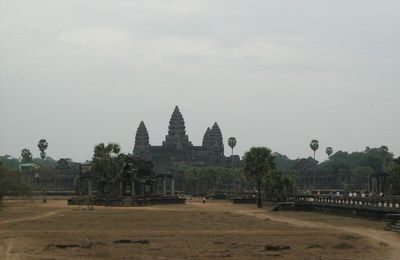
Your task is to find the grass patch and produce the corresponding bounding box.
[305,244,323,249]
[341,234,360,241]
[332,242,353,250]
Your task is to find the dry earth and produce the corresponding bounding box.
[0,198,399,259]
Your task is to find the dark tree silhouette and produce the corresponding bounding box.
[92,143,124,181]
[310,139,319,188]
[21,149,32,163]
[244,147,275,208]
[326,147,333,158]
[38,139,48,160]
[228,137,237,156]
[57,158,70,170]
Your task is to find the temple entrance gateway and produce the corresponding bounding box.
[69,158,184,206]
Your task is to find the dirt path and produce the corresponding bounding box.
[0,209,64,260]
[193,202,400,259]
[0,210,63,225]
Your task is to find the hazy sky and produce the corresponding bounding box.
[1,0,399,162]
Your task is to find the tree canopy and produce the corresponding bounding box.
[92,143,124,180]
[244,147,275,208]
[0,163,31,204]
[21,149,33,163]
[38,139,48,160]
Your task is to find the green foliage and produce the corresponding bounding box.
[274,146,394,188]
[38,139,48,160]
[352,166,373,188]
[21,148,33,163]
[0,164,31,203]
[319,146,393,174]
[0,155,20,171]
[310,140,319,154]
[244,147,275,207]
[244,147,275,179]
[228,137,237,155]
[92,143,124,180]
[326,147,333,158]
[175,164,246,195]
[56,158,70,170]
[389,157,400,195]
[263,170,294,201]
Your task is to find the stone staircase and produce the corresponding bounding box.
[385,214,400,233]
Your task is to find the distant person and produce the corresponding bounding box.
[203,197,206,204]
[349,192,353,198]
[336,191,340,197]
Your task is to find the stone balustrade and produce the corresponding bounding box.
[294,195,400,213]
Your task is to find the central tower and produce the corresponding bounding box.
[162,106,192,150]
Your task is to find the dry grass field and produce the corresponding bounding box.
[0,198,399,259]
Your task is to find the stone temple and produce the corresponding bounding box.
[133,106,240,171]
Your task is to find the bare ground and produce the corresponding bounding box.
[0,198,398,259]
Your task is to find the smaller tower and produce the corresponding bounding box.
[208,122,224,158]
[202,127,211,148]
[133,121,151,159]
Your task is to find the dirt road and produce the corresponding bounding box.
[193,201,400,259]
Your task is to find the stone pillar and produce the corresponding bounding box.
[171,178,175,196]
[377,177,380,193]
[119,182,123,197]
[131,181,136,196]
[88,179,92,196]
[383,176,386,194]
[163,177,167,196]
[368,177,372,192]
[152,182,157,196]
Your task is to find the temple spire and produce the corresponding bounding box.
[163,106,192,149]
[133,121,151,158]
[202,127,211,148]
[209,122,224,156]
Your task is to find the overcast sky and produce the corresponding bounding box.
[0,0,399,162]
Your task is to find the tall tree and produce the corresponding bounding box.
[37,139,48,160]
[228,137,237,156]
[326,147,333,159]
[310,139,319,188]
[21,149,33,163]
[244,147,275,208]
[310,140,319,160]
[92,143,124,181]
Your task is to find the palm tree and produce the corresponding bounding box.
[38,139,48,160]
[21,149,32,163]
[310,139,319,189]
[244,147,275,208]
[326,147,333,159]
[228,137,237,156]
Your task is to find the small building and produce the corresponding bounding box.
[19,162,40,172]
[71,158,182,206]
[368,172,389,194]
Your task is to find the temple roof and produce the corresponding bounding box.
[163,106,192,149]
[202,127,211,147]
[209,122,224,154]
[133,121,151,158]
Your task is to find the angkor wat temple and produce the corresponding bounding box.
[133,106,240,171]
